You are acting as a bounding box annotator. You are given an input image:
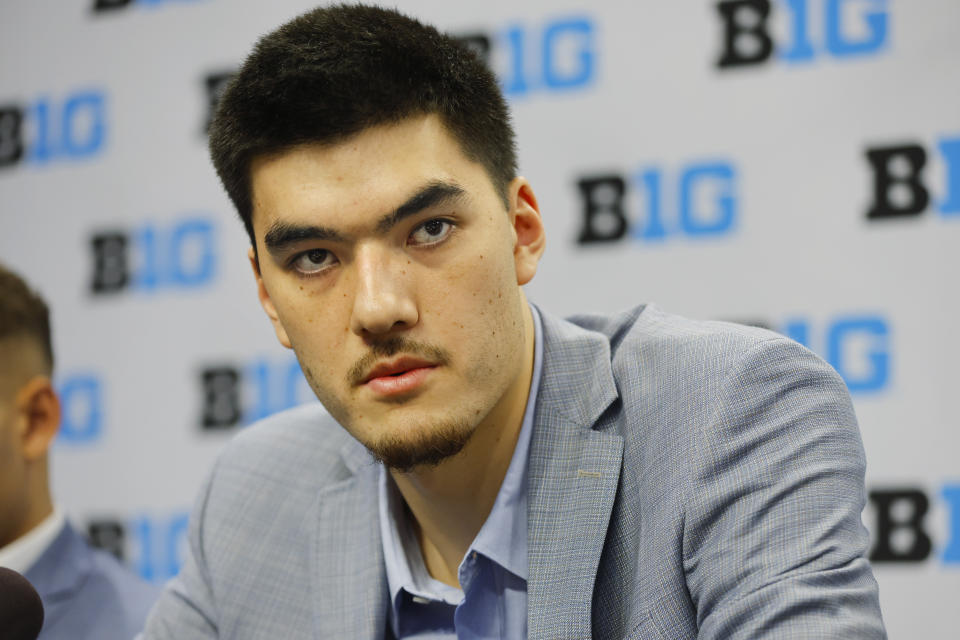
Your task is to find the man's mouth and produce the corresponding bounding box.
[362,357,438,396]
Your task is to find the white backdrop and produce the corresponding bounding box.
[1,1,957,636]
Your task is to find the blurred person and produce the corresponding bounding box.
[142,5,885,639]
[0,263,160,639]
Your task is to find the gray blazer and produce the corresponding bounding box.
[26,522,160,640]
[142,305,885,638]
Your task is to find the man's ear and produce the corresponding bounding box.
[16,376,60,461]
[507,177,546,286]
[248,247,293,349]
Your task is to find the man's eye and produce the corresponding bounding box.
[291,249,337,274]
[409,219,453,246]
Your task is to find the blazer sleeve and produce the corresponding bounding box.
[138,458,221,639]
[682,337,886,638]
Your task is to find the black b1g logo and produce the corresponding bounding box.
[864,137,960,221]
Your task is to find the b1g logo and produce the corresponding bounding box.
[56,373,105,444]
[716,0,889,69]
[865,136,960,221]
[782,315,889,393]
[89,216,218,295]
[454,15,596,98]
[92,0,202,13]
[575,160,738,245]
[867,485,960,566]
[87,512,190,583]
[0,90,107,169]
[739,314,890,394]
[199,356,314,430]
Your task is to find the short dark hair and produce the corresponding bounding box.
[0,263,53,373]
[209,4,518,247]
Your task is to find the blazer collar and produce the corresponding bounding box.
[526,308,624,640]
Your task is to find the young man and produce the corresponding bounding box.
[0,264,160,639]
[142,5,885,638]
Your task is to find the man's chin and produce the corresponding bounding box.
[365,420,474,473]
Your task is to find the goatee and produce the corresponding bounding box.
[367,418,475,472]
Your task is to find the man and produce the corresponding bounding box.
[0,263,160,639]
[142,5,885,638]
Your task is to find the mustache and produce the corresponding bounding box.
[348,337,451,386]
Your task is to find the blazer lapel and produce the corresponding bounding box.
[311,439,390,639]
[527,311,624,640]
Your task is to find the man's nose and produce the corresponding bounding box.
[349,245,419,337]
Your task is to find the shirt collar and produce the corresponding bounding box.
[378,303,544,608]
[0,506,66,576]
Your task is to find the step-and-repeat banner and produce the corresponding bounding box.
[1,1,957,636]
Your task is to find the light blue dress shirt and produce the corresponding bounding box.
[378,305,544,639]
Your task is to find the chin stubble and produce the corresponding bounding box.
[367,417,475,473]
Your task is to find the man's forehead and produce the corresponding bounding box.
[251,114,459,183]
[249,117,490,237]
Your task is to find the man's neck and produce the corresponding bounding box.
[0,468,54,549]
[389,303,537,588]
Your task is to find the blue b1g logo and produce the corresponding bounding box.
[716,0,889,69]
[576,160,739,245]
[87,512,190,584]
[0,90,108,169]
[132,512,190,583]
[89,216,218,295]
[57,373,104,444]
[455,15,596,98]
[782,314,890,393]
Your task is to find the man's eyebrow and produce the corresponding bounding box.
[375,181,467,233]
[263,222,347,254]
[261,181,466,254]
